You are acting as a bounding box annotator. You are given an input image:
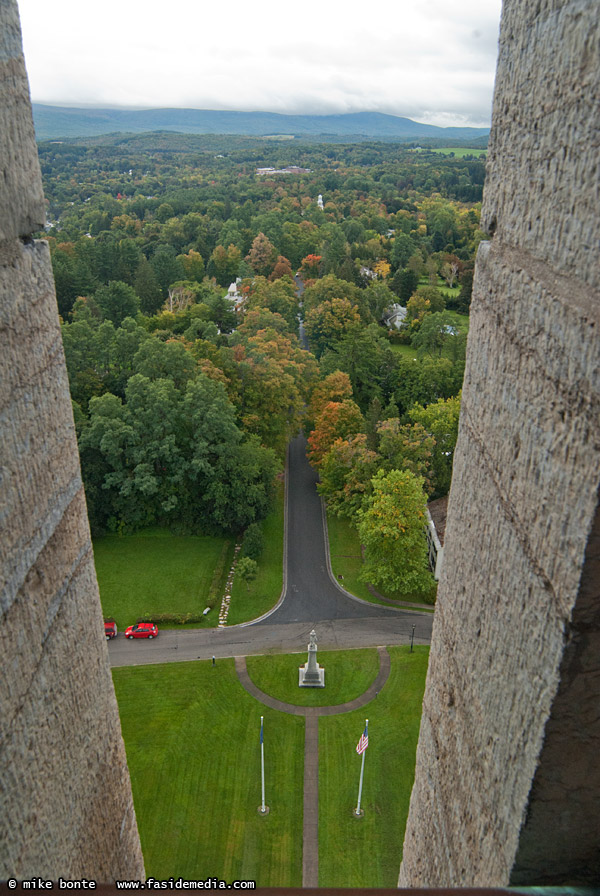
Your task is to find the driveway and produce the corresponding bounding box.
[109,435,433,668]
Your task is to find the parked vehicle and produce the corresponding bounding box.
[124,622,158,640]
[104,621,117,640]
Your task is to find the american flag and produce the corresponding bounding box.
[356,722,369,754]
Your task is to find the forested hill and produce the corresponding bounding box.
[32,104,489,143]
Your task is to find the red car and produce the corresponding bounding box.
[125,622,158,640]
[104,621,117,640]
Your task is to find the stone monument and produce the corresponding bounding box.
[299,629,325,687]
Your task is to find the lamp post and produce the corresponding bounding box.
[410,624,415,653]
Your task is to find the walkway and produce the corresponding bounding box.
[235,647,391,887]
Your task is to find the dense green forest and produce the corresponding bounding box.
[42,135,483,589]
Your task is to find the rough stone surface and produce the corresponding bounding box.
[0,1,46,239]
[481,0,600,293]
[399,0,600,886]
[0,0,144,880]
[510,493,600,884]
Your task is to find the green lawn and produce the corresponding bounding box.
[113,659,304,885]
[246,649,380,707]
[326,513,436,609]
[227,481,285,625]
[319,646,429,887]
[389,342,418,360]
[112,647,430,887]
[93,532,234,629]
[94,480,285,630]
[429,147,487,158]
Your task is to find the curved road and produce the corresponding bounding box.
[109,435,433,668]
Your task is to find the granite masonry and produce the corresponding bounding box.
[399,0,600,886]
[0,0,144,881]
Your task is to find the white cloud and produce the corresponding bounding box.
[17,0,502,127]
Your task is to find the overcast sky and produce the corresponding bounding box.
[17,0,502,128]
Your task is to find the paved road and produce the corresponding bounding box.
[109,435,433,668]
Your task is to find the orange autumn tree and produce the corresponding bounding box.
[307,370,354,431]
[307,399,364,468]
[299,254,322,280]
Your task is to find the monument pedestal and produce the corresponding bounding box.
[299,630,325,687]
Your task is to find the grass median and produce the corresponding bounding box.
[246,649,380,707]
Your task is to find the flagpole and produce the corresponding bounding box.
[354,719,368,817]
[259,716,268,814]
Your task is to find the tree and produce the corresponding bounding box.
[408,393,461,496]
[236,556,258,590]
[151,245,185,296]
[244,276,299,332]
[177,249,205,283]
[390,232,415,271]
[320,325,397,413]
[299,254,322,279]
[377,419,435,494]
[411,311,462,358]
[413,285,446,314]
[393,356,462,415]
[357,469,434,597]
[373,260,391,279]
[406,293,431,331]
[320,223,350,276]
[94,281,140,325]
[317,434,379,520]
[246,232,277,278]
[269,255,293,281]
[391,268,419,303]
[208,244,241,287]
[365,280,397,322]
[307,399,364,467]
[134,257,163,315]
[440,254,462,288]
[304,297,362,358]
[307,370,354,431]
[241,522,264,561]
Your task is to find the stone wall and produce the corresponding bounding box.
[399,0,600,886]
[0,0,144,881]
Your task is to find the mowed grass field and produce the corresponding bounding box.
[93,531,234,630]
[94,480,285,630]
[112,659,304,885]
[429,146,487,158]
[113,647,429,887]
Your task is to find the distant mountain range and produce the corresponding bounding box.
[32,104,489,143]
